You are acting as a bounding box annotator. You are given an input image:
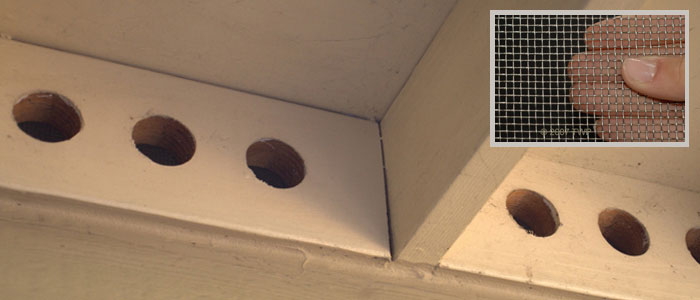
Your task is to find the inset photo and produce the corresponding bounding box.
[490,11,688,146]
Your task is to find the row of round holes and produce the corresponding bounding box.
[13,92,699,263]
[11,92,305,189]
[506,189,700,264]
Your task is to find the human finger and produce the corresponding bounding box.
[595,117,685,142]
[570,82,684,117]
[622,56,685,101]
[568,47,684,83]
[586,15,685,50]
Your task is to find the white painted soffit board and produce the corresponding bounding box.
[0,0,456,120]
[0,39,389,258]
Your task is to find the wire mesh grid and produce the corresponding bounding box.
[493,14,686,143]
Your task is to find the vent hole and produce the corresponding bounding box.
[246,139,304,189]
[132,116,195,166]
[598,208,649,256]
[686,227,700,264]
[506,189,560,237]
[12,92,82,142]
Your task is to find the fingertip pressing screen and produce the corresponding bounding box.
[490,11,688,146]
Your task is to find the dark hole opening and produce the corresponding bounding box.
[13,92,82,143]
[598,208,650,256]
[506,189,560,237]
[246,139,305,189]
[132,115,196,166]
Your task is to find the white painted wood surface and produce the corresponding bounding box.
[380,0,589,264]
[442,2,700,298]
[441,153,700,300]
[2,0,697,298]
[0,39,389,258]
[527,146,700,194]
[0,0,455,120]
[0,186,605,300]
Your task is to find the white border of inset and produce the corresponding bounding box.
[490,10,690,147]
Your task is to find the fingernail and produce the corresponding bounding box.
[623,58,657,83]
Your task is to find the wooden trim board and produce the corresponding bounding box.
[381,0,696,266]
[380,0,593,264]
[436,1,700,298]
[0,38,389,258]
[0,186,604,300]
[1,0,698,298]
[441,153,700,299]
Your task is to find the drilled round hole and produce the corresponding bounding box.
[246,139,305,189]
[598,208,649,256]
[506,189,560,237]
[12,92,82,142]
[686,227,700,264]
[132,116,195,166]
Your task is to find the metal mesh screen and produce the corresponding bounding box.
[493,14,686,143]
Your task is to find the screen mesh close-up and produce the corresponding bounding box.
[493,14,686,143]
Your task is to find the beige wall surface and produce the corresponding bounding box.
[0,0,456,120]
